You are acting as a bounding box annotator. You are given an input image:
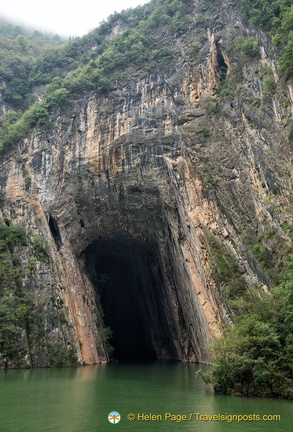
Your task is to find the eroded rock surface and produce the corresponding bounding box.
[0,2,292,366]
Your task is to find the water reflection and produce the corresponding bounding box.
[0,362,291,432]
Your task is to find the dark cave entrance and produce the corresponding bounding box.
[48,214,62,249]
[84,238,178,362]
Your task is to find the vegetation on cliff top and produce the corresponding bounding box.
[0,18,66,110]
[1,0,292,157]
[240,0,293,76]
[0,0,195,155]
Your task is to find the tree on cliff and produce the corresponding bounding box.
[199,255,293,398]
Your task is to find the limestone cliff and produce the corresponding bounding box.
[0,0,292,367]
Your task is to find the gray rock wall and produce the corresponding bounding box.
[0,2,292,366]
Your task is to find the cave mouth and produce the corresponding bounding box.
[84,237,177,363]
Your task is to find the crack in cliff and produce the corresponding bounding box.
[48,214,62,250]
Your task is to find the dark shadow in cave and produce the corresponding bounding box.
[216,42,228,82]
[84,238,177,362]
[48,214,62,249]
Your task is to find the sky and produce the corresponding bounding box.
[0,0,150,37]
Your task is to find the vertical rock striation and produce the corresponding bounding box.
[0,1,292,367]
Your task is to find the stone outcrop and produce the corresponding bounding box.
[0,1,292,367]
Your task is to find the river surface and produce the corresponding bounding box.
[0,361,291,432]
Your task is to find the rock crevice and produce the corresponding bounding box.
[0,2,292,367]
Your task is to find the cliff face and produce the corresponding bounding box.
[0,1,292,367]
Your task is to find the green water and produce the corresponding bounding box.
[0,361,291,432]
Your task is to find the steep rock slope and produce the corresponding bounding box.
[0,0,292,367]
